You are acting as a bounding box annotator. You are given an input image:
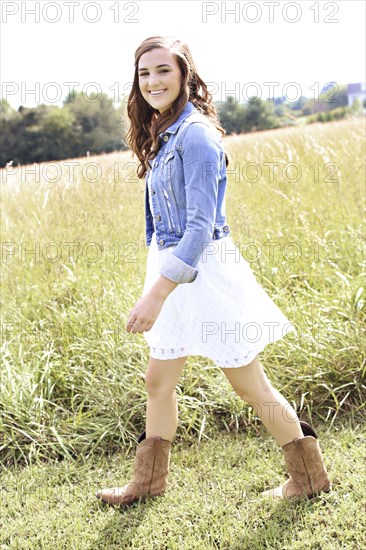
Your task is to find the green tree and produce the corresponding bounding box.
[0,90,129,167]
[289,96,308,111]
[351,98,362,114]
[216,96,246,134]
[63,90,127,155]
[243,97,279,132]
[42,106,76,160]
[304,82,349,115]
[320,82,348,111]
[0,99,14,118]
[0,105,50,166]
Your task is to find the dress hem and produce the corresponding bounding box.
[148,330,294,368]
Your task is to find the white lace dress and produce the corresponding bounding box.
[142,168,297,368]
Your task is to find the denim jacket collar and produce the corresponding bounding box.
[158,100,197,138]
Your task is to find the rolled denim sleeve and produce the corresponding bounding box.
[159,121,223,284]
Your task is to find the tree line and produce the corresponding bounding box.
[216,84,358,134]
[0,84,362,168]
[1,91,128,168]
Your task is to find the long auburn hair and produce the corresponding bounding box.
[126,36,228,180]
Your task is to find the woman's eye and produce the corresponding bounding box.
[139,70,167,77]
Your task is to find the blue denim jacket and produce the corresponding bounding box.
[144,100,231,284]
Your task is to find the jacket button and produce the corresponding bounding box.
[163,135,169,142]
[159,239,165,245]
[223,225,229,233]
[151,189,156,195]
[156,214,161,221]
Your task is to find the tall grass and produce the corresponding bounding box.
[1,117,365,466]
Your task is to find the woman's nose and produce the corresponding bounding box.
[148,73,160,87]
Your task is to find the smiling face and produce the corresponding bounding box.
[138,48,183,114]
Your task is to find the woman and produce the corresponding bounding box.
[96,35,331,506]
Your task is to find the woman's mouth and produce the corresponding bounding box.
[149,89,167,96]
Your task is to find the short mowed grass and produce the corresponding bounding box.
[1,421,365,549]
[1,115,365,548]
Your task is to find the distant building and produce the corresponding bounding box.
[347,83,366,107]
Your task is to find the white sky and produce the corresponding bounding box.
[1,0,365,109]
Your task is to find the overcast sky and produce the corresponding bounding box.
[1,0,365,109]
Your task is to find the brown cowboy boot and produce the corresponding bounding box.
[96,431,172,506]
[261,421,332,499]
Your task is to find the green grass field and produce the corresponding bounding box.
[1,116,365,548]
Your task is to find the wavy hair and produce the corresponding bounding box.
[126,35,228,180]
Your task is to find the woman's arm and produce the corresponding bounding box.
[125,274,178,334]
[148,274,179,300]
[158,120,224,284]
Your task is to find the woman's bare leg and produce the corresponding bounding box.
[220,354,303,446]
[145,355,188,441]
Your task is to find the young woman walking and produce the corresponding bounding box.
[96,36,331,506]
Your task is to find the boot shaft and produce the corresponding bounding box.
[283,435,330,496]
[133,436,172,495]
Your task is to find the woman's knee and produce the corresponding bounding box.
[237,380,273,402]
[145,372,176,398]
[145,356,187,397]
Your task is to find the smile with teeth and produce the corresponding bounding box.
[149,89,167,96]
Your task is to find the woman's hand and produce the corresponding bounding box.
[125,275,179,334]
[125,291,165,334]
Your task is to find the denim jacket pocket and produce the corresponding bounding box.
[161,151,183,235]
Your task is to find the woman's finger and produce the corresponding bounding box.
[132,319,145,333]
[125,318,138,332]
